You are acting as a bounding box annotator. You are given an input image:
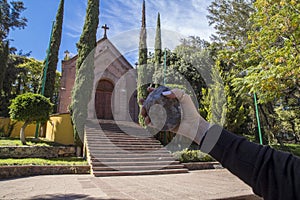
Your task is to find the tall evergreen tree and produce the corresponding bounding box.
[137,0,148,125]
[205,0,254,134]
[154,12,162,64]
[0,41,9,91]
[71,0,99,151]
[74,0,99,72]
[153,12,162,85]
[41,0,64,104]
[0,0,27,92]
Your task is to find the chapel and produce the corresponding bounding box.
[57,27,139,123]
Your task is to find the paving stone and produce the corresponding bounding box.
[0,170,261,200]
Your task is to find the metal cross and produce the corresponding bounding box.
[101,24,109,38]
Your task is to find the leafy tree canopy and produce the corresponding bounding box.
[233,0,300,103]
[9,93,53,124]
[0,0,27,41]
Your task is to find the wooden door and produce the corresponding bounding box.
[95,80,114,120]
[129,90,139,123]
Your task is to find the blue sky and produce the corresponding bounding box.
[9,0,215,72]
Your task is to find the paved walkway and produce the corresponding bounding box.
[0,169,261,200]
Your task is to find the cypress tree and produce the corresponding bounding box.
[0,0,27,92]
[137,0,148,125]
[0,41,9,92]
[75,0,99,71]
[71,0,99,150]
[153,12,162,86]
[41,0,64,102]
[154,12,162,64]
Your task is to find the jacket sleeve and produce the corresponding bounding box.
[200,125,300,200]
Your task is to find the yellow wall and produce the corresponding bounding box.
[0,117,36,138]
[46,113,74,145]
[0,118,10,135]
[0,114,74,145]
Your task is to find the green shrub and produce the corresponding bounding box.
[9,93,53,144]
[9,93,53,123]
[173,149,215,163]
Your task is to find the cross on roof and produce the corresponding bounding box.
[101,24,109,38]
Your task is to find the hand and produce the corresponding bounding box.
[141,87,211,145]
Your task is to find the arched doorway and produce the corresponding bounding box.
[95,80,114,119]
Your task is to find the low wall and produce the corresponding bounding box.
[0,113,74,145]
[0,165,90,179]
[0,118,36,138]
[0,146,76,158]
[46,113,74,145]
[183,162,223,170]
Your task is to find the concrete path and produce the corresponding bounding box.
[0,169,261,200]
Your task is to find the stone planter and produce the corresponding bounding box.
[0,146,76,158]
[183,162,223,170]
[0,165,90,179]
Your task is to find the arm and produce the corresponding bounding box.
[200,125,300,200]
[143,88,300,200]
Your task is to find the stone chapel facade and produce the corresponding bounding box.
[57,36,139,123]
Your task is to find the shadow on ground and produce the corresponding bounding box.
[215,194,262,200]
[29,193,127,200]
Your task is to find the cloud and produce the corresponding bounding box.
[62,0,215,65]
[101,0,214,48]
[64,1,86,38]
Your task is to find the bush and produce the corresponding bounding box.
[9,93,53,144]
[173,149,215,163]
[9,93,53,123]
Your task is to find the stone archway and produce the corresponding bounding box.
[95,80,114,119]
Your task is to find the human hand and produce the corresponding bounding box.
[141,87,211,145]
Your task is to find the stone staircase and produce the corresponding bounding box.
[84,119,188,177]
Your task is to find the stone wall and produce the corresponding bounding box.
[0,165,90,179]
[183,162,223,170]
[0,146,76,158]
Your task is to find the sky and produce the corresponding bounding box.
[8,0,215,72]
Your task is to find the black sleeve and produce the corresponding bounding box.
[200,125,300,200]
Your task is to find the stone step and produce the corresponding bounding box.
[85,120,188,177]
[91,157,176,162]
[102,132,152,137]
[86,133,155,138]
[91,160,181,167]
[86,131,153,138]
[88,147,166,151]
[86,138,159,142]
[88,137,156,141]
[85,131,153,138]
[87,142,162,146]
[88,147,163,152]
[87,141,161,145]
[88,144,161,148]
[88,143,162,149]
[93,168,188,177]
[92,164,185,171]
[89,151,169,155]
[90,153,174,158]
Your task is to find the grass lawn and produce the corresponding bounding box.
[0,157,88,166]
[0,137,63,147]
[0,138,87,166]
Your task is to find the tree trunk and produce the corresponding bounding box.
[20,121,29,145]
[40,123,46,137]
[76,146,82,157]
